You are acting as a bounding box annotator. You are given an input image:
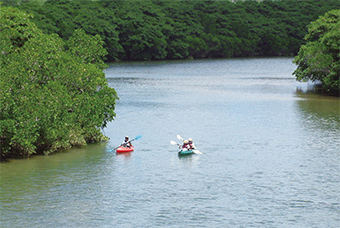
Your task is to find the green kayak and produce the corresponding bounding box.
[178,150,195,156]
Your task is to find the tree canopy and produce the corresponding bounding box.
[0,6,118,159]
[3,0,339,61]
[293,9,340,95]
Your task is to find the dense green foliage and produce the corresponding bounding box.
[1,1,339,159]
[2,0,339,61]
[0,6,118,159]
[293,9,340,95]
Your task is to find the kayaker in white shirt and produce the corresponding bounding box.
[121,136,132,148]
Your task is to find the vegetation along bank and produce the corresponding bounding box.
[1,6,118,160]
[0,0,339,160]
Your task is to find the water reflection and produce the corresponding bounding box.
[295,90,340,130]
[177,154,200,169]
[294,90,340,182]
[107,77,164,85]
[116,152,132,159]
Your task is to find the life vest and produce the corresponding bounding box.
[188,142,195,149]
[182,144,190,149]
[122,141,131,147]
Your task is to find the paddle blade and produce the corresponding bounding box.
[170,141,178,145]
[193,150,202,154]
[134,135,142,140]
[177,135,184,141]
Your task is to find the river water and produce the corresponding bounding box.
[1,58,339,227]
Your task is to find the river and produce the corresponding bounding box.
[1,58,339,227]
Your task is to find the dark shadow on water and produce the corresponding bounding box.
[295,87,340,131]
[178,154,195,158]
[296,83,339,97]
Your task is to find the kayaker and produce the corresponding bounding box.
[188,138,196,150]
[121,136,132,148]
[182,140,190,150]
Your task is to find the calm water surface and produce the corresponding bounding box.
[1,58,339,227]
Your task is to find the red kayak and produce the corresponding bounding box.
[116,146,134,153]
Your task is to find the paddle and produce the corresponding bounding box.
[177,134,184,141]
[170,140,181,148]
[107,135,142,152]
[192,149,202,154]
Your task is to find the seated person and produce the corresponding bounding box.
[121,136,132,148]
[188,138,196,150]
[182,140,190,150]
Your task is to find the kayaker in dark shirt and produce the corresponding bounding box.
[182,140,190,150]
[121,136,132,148]
[188,138,196,150]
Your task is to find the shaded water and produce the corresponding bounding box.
[1,58,339,227]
